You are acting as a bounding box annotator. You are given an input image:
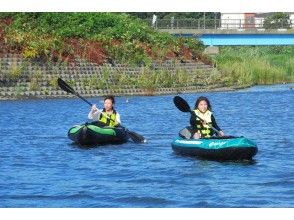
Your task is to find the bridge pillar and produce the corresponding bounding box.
[204,46,219,55]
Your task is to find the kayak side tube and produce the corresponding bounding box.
[171,137,258,161]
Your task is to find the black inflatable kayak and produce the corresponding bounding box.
[68,123,129,146]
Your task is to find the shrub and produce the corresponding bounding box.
[263,12,290,29]
[1,12,204,65]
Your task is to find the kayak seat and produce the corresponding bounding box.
[179,126,193,139]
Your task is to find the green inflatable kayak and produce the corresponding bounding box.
[68,123,129,146]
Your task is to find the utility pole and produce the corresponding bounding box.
[203,12,206,29]
[214,12,217,29]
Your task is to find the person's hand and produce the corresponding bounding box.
[91,104,98,113]
[193,132,201,139]
[219,131,225,137]
[201,119,208,125]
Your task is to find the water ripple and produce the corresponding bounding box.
[0,84,293,207]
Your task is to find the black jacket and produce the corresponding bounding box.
[190,111,222,135]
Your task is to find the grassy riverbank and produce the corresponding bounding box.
[0,13,218,100]
[0,13,205,66]
[214,46,294,86]
[1,13,293,100]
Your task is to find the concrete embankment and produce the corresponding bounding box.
[0,53,237,100]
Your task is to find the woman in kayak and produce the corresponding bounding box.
[88,95,121,127]
[190,96,224,139]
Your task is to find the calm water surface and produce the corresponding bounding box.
[0,84,293,207]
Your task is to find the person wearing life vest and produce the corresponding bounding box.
[190,96,224,139]
[88,95,121,127]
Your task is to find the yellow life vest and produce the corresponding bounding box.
[193,109,213,137]
[99,109,118,127]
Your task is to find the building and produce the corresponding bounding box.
[221,13,294,29]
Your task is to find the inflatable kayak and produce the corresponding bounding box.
[171,136,258,161]
[68,123,129,146]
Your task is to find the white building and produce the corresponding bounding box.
[221,13,294,29]
[290,14,294,27]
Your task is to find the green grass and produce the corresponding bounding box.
[214,46,294,86]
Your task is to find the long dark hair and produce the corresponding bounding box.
[194,96,212,111]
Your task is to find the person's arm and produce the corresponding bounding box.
[190,111,198,132]
[211,115,221,131]
[211,115,224,136]
[190,112,196,128]
[115,112,121,126]
[88,104,101,121]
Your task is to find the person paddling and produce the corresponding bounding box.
[88,95,121,127]
[190,96,224,139]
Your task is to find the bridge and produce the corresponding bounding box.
[145,19,294,46]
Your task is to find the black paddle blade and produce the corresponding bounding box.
[173,96,192,113]
[128,130,147,143]
[58,77,93,106]
[58,78,75,94]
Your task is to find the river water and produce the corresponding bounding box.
[0,84,293,207]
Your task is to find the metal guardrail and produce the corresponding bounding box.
[144,18,294,30]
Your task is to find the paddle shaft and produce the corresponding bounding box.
[58,78,116,123]
[173,96,221,136]
[193,113,221,136]
[74,91,93,107]
[93,108,118,124]
[58,77,146,143]
[74,89,118,124]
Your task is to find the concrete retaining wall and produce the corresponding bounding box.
[0,53,220,100]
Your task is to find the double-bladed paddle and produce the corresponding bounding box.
[58,77,146,143]
[173,95,221,136]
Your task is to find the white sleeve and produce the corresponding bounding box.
[88,110,101,121]
[116,112,121,124]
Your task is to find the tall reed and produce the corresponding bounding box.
[215,46,294,86]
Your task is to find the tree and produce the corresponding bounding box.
[263,12,290,29]
[128,12,220,20]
